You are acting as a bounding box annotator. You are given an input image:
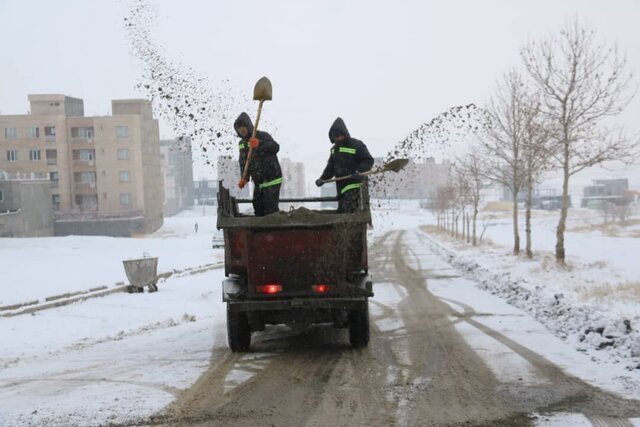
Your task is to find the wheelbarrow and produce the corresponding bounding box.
[122,257,159,293]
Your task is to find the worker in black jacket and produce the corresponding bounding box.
[234,112,283,216]
[316,118,374,213]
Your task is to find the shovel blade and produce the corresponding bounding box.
[253,77,273,101]
[384,158,409,173]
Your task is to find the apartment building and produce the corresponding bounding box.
[369,157,452,199]
[160,137,194,216]
[0,94,163,236]
[279,157,306,198]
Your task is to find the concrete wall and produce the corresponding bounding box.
[54,217,144,237]
[0,180,54,237]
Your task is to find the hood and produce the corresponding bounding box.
[328,117,351,143]
[234,112,254,137]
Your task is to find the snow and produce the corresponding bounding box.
[0,206,223,307]
[478,208,640,282]
[0,269,226,426]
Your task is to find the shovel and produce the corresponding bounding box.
[241,77,273,184]
[322,158,409,183]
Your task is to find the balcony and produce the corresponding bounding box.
[72,159,95,167]
[47,159,57,165]
[45,135,56,142]
[74,182,96,192]
[72,137,94,145]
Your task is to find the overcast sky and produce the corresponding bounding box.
[1,0,639,187]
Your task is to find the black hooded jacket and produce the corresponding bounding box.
[234,112,282,185]
[320,118,374,195]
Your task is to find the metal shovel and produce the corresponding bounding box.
[241,77,273,183]
[323,158,409,183]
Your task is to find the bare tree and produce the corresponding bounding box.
[480,71,531,254]
[454,151,486,245]
[452,164,471,241]
[522,18,637,262]
[521,99,553,258]
[429,186,455,234]
[611,195,633,226]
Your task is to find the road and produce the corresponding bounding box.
[135,230,640,427]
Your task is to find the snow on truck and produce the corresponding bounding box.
[216,181,373,351]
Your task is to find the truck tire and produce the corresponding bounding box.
[349,301,370,348]
[227,306,251,352]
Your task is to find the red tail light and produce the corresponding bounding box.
[256,284,282,294]
[312,284,330,294]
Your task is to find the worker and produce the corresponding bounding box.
[234,112,283,216]
[315,118,374,213]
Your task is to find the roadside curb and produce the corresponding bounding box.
[1,262,224,318]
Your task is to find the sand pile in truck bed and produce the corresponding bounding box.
[217,207,371,229]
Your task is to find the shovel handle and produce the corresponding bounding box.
[241,100,265,182]
[322,169,375,184]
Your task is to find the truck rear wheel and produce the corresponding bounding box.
[227,306,251,352]
[349,301,370,348]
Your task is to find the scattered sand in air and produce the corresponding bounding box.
[123,0,490,200]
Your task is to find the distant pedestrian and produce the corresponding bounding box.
[194,222,199,233]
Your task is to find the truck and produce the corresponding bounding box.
[216,181,373,352]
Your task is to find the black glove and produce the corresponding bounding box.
[315,178,324,187]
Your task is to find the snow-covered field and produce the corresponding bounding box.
[0,206,223,307]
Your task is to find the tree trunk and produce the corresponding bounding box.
[525,176,533,258]
[512,194,520,255]
[472,207,478,246]
[556,144,570,262]
[455,213,459,238]
[556,163,569,264]
[462,211,466,241]
[466,212,470,243]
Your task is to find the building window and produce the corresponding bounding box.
[75,194,98,211]
[52,194,60,210]
[71,127,94,138]
[29,150,41,161]
[6,150,18,162]
[119,170,131,182]
[116,126,128,138]
[74,172,96,184]
[27,127,40,138]
[44,126,56,142]
[33,172,45,179]
[73,149,95,163]
[0,189,3,202]
[46,149,57,165]
[4,128,17,140]
[49,171,59,186]
[117,148,129,160]
[120,193,131,206]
